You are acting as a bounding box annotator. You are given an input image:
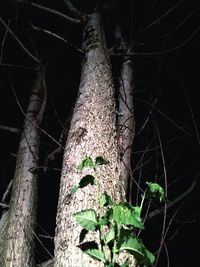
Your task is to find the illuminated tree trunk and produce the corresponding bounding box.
[115,24,135,200]
[0,65,47,267]
[118,57,135,198]
[54,11,130,266]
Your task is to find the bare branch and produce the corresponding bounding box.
[0,125,21,135]
[1,180,13,204]
[184,89,200,147]
[139,4,200,46]
[32,229,53,259]
[30,23,83,54]
[154,122,168,267]
[0,17,39,63]
[135,97,194,138]
[0,18,10,63]
[140,0,183,33]
[37,259,54,267]
[0,203,9,208]
[10,82,64,150]
[61,0,81,18]
[147,177,198,219]
[110,23,200,56]
[0,63,38,71]
[38,234,54,240]
[15,0,81,24]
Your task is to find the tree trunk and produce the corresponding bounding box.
[118,57,135,198]
[54,11,126,267]
[0,65,47,267]
[115,24,135,200]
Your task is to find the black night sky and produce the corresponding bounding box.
[0,1,200,266]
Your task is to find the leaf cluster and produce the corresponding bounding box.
[72,157,168,266]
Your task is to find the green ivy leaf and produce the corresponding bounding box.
[78,156,95,171]
[104,227,115,244]
[97,217,108,226]
[95,156,109,166]
[84,248,105,262]
[119,236,155,266]
[99,191,113,207]
[129,207,144,229]
[145,182,168,203]
[120,260,129,267]
[111,203,144,229]
[112,203,131,225]
[105,264,114,267]
[73,209,97,231]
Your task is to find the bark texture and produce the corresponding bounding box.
[54,12,127,267]
[0,65,47,267]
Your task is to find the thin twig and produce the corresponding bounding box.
[0,18,10,63]
[1,180,13,203]
[0,203,9,208]
[154,122,168,267]
[38,234,54,240]
[10,82,64,149]
[0,17,39,63]
[0,125,21,135]
[155,204,183,266]
[61,0,81,18]
[139,4,200,45]
[110,24,200,56]
[184,89,200,147]
[15,0,81,24]
[30,23,83,54]
[147,177,197,219]
[139,0,183,33]
[32,229,53,258]
[0,63,38,71]
[135,97,194,138]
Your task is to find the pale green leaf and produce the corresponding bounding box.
[120,236,155,266]
[120,260,129,267]
[73,209,97,231]
[145,182,168,203]
[104,227,115,244]
[129,207,144,229]
[112,203,131,225]
[99,191,113,207]
[84,248,105,262]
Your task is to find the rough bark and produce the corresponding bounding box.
[54,11,127,267]
[0,210,9,257]
[0,65,47,267]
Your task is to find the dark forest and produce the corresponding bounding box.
[0,1,200,266]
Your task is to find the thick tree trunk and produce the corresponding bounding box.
[54,11,126,267]
[0,65,47,267]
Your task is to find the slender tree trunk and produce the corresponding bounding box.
[115,24,135,199]
[54,11,126,267]
[0,65,47,267]
[118,57,135,197]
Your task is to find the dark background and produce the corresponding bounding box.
[0,1,200,266]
